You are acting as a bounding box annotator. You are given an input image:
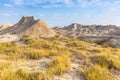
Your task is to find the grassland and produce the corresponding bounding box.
[0,36,120,80]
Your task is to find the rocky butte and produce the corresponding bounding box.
[0,16,56,37]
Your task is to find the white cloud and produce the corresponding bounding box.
[55,0,74,6]
[4,3,13,7]
[0,13,18,16]
[8,0,74,7]
[11,0,23,6]
[7,0,120,8]
[76,0,105,7]
[74,0,120,7]
[0,14,11,16]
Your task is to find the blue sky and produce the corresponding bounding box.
[0,0,120,27]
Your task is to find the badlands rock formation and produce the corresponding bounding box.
[0,16,56,37]
[53,23,120,38]
[53,23,120,47]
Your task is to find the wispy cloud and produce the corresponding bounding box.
[76,0,102,7]
[4,3,13,7]
[0,14,11,16]
[3,0,74,7]
[1,0,120,8]
[11,0,23,6]
[24,0,74,7]
[0,13,18,16]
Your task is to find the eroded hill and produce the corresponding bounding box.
[53,23,120,48]
[53,23,120,38]
[0,16,56,37]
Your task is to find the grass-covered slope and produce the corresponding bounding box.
[0,36,120,80]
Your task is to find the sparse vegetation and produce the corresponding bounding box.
[0,62,11,70]
[0,36,120,80]
[25,38,35,44]
[83,65,113,80]
[91,56,114,69]
[48,54,71,75]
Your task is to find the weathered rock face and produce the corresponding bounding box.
[53,23,120,48]
[11,16,35,34]
[0,16,56,37]
[53,23,120,38]
[24,19,56,37]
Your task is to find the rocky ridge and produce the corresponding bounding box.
[53,23,120,38]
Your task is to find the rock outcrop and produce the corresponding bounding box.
[53,23,120,38]
[0,16,56,37]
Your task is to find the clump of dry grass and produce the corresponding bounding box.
[48,54,71,75]
[0,62,11,70]
[0,69,50,80]
[91,56,114,69]
[83,65,113,80]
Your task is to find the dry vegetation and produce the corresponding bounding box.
[0,36,120,80]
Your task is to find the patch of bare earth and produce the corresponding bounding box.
[111,70,120,80]
[0,57,53,72]
[54,58,85,80]
[0,34,20,43]
[14,57,53,71]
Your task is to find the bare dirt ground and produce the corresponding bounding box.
[0,34,20,43]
